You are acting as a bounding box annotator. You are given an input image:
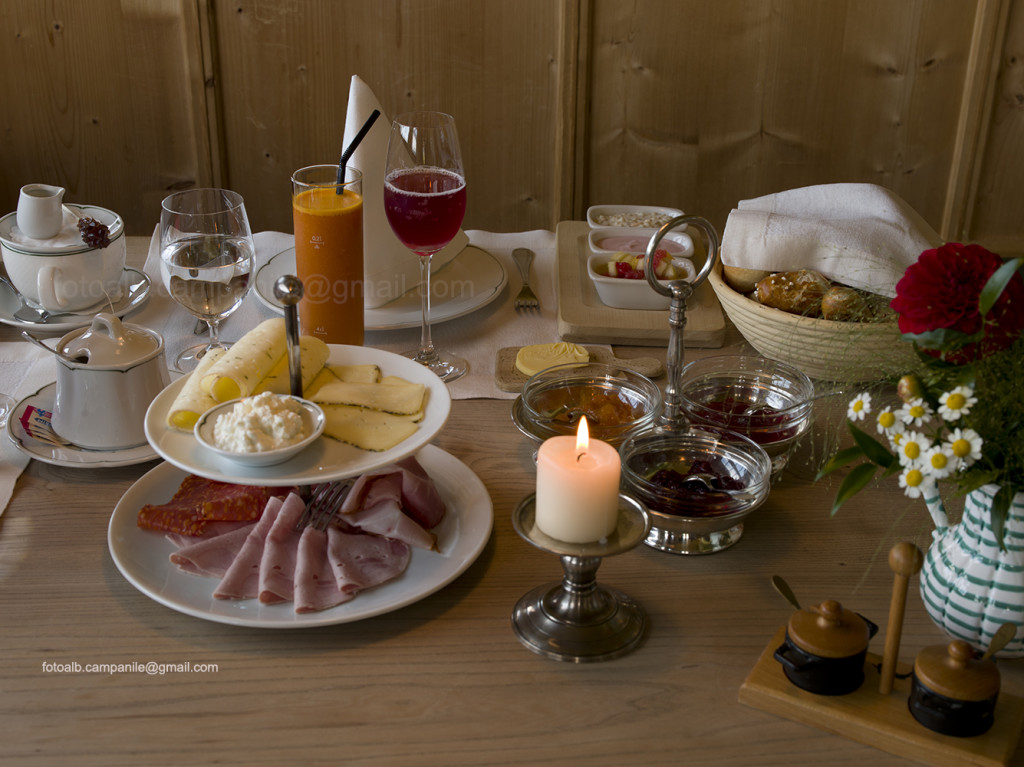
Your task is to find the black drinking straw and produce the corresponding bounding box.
[336,109,381,193]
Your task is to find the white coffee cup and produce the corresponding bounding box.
[16,184,65,240]
[0,205,126,313]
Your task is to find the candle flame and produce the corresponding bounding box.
[575,415,590,453]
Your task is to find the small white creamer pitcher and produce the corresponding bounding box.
[16,184,65,240]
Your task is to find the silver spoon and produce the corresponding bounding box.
[21,331,87,363]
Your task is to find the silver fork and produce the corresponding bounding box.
[294,480,354,531]
[513,248,540,311]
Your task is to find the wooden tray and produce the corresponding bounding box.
[739,627,1024,767]
[555,220,726,347]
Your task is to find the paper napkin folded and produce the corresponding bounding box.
[0,343,57,518]
[344,75,467,308]
[720,183,943,297]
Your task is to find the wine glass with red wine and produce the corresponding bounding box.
[383,111,467,382]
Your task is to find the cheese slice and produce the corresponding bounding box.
[311,378,426,415]
[326,363,382,383]
[201,318,287,402]
[253,335,330,396]
[515,342,590,377]
[166,347,227,431]
[321,404,419,451]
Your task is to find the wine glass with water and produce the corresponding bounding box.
[384,111,467,382]
[159,188,255,371]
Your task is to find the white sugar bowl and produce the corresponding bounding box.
[51,313,170,450]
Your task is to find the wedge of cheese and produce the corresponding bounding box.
[201,318,287,402]
[253,336,330,396]
[321,404,420,451]
[311,378,426,416]
[166,347,227,431]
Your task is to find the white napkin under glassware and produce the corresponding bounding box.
[344,75,467,308]
[720,183,943,297]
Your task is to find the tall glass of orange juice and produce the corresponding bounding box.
[291,165,364,344]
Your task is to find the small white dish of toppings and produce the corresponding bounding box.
[587,252,696,310]
[588,226,694,259]
[194,392,326,468]
[586,204,683,230]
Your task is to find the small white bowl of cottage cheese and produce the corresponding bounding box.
[194,392,325,467]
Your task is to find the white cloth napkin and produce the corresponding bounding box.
[344,75,466,308]
[142,228,558,400]
[720,183,943,297]
[0,343,57,518]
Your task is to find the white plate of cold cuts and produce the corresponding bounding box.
[107,445,493,627]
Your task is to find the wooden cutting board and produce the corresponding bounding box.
[493,345,664,393]
[555,220,726,347]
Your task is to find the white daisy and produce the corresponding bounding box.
[937,386,977,422]
[946,427,984,469]
[898,398,932,428]
[921,444,956,480]
[896,430,929,467]
[875,407,899,437]
[898,467,934,499]
[847,392,872,422]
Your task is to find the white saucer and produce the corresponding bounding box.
[0,267,151,332]
[254,246,507,331]
[6,382,160,468]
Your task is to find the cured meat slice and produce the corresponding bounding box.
[326,527,411,593]
[341,456,446,531]
[165,521,253,548]
[214,497,283,600]
[294,527,354,613]
[343,488,437,551]
[393,456,446,529]
[257,493,306,604]
[169,523,256,578]
[137,474,292,536]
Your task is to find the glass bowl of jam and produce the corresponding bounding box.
[675,354,814,480]
[619,426,771,554]
[513,362,661,448]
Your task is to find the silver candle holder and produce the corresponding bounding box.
[511,493,650,663]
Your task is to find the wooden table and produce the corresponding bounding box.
[1,242,1021,767]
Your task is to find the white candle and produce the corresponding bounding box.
[534,417,621,543]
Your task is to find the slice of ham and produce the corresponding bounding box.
[294,528,354,613]
[326,527,411,593]
[214,496,284,600]
[257,492,306,604]
[341,456,446,531]
[169,523,256,578]
[341,472,436,550]
[165,521,254,549]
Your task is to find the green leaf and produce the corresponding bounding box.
[979,257,1023,316]
[991,486,1013,552]
[848,422,896,468]
[815,445,865,479]
[830,463,879,516]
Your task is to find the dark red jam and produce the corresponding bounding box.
[644,462,746,517]
[690,392,799,445]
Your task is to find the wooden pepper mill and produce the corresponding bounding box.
[879,541,924,695]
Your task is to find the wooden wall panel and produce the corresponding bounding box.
[970,0,1024,254]
[212,0,565,235]
[0,0,1021,254]
[583,0,978,239]
[0,0,210,236]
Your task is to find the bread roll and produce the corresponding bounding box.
[821,285,872,321]
[755,270,831,316]
[723,265,771,293]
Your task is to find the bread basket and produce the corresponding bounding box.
[708,261,915,383]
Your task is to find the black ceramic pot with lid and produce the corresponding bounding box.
[909,639,1000,737]
[773,599,878,695]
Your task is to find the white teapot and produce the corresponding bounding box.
[51,313,170,450]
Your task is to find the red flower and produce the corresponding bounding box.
[890,243,1024,362]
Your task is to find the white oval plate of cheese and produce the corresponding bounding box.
[144,345,451,486]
